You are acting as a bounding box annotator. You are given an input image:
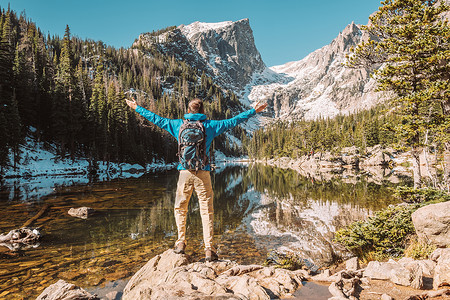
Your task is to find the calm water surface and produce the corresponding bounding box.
[0,164,405,299]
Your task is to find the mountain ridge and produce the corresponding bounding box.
[135,18,383,121]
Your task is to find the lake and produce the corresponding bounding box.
[0,163,406,299]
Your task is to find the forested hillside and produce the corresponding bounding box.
[245,105,400,159]
[0,7,244,171]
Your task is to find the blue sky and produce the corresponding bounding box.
[3,0,381,66]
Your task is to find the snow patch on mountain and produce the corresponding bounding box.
[179,20,235,40]
[240,22,383,120]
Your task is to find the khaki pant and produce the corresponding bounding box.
[174,170,214,250]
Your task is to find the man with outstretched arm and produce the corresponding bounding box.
[126,97,267,261]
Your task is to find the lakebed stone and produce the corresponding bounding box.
[122,249,308,299]
[68,207,95,219]
[0,227,41,251]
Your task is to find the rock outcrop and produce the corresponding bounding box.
[247,22,383,120]
[135,19,265,91]
[122,249,308,299]
[180,19,265,90]
[411,201,450,247]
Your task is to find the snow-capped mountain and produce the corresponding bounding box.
[134,2,449,122]
[134,19,383,121]
[134,18,265,91]
[245,22,383,120]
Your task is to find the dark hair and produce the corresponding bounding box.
[188,98,204,114]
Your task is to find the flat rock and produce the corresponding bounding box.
[36,279,99,300]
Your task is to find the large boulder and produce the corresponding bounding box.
[36,279,98,300]
[363,260,423,289]
[122,249,308,300]
[430,248,450,290]
[411,201,450,247]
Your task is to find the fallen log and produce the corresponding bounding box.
[0,227,41,251]
[22,204,51,227]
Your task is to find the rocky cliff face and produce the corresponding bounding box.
[134,19,266,91]
[180,19,266,90]
[245,22,383,119]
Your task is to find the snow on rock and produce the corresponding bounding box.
[179,20,235,40]
[241,22,384,121]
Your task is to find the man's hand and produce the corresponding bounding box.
[254,102,268,113]
[126,98,137,110]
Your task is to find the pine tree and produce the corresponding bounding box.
[347,0,450,188]
[1,9,22,167]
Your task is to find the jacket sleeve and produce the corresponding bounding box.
[135,105,181,139]
[210,108,256,138]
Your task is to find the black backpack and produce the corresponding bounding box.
[177,120,208,171]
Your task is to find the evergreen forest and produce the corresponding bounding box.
[0,7,244,171]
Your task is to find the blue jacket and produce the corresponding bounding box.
[135,105,256,171]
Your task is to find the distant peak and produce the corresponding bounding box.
[179,19,250,40]
[341,21,360,36]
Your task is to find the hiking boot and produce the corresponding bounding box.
[174,242,186,254]
[205,249,218,262]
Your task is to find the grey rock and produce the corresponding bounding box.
[364,261,395,280]
[36,279,99,300]
[364,260,423,288]
[105,291,119,300]
[360,148,393,167]
[381,294,393,300]
[122,249,307,300]
[411,201,450,247]
[68,207,95,219]
[432,248,450,289]
[397,257,436,277]
[345,257,360,271]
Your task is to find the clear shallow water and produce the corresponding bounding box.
[0,164,405,299]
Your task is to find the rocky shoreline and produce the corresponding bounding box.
[258,145,442,185]
[34,201,450,299]
[36,247,450,300]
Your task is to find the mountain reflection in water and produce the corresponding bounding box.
[0,163,404,299]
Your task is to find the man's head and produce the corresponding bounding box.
[188,98,205,114]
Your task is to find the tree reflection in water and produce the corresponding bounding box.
[0,164,405,299]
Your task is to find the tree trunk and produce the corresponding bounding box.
[444,144,450,191]
[412,147,422,189]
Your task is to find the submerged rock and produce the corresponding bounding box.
[36,279,99,300]
[68,207,95,219]
[122,249,308,299]
[0,227,41,251]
